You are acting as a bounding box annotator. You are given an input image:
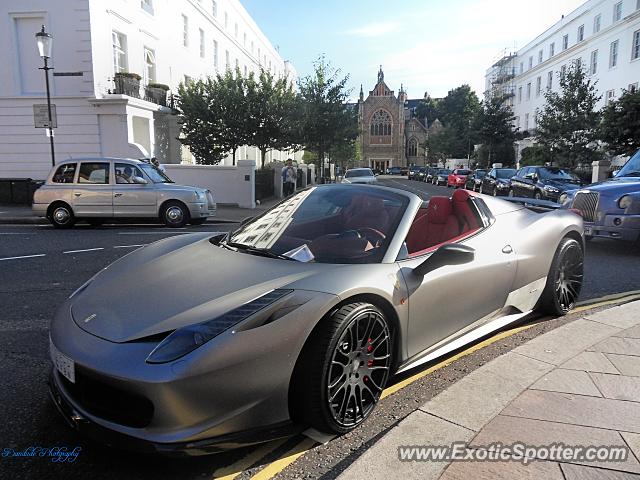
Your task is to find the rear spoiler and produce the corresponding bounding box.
[502,196,561,211]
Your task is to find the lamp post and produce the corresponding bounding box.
[36,25,55,167]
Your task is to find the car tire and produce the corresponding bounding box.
[189,218,207,226]
[290,302,393,435]
[534,191,542,200]
[492,187,498,196]
[508,188,514,197]
[536,237,584,316]
[48,202,75,229]
[161,201,190,228]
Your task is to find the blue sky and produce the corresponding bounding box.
[242,0,585,101]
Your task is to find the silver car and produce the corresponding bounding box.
[342,168,377,184]
[49,185,583,455]
[33,157,216,228]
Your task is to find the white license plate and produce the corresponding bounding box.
[584,226,593,236]
[50,340,75,384]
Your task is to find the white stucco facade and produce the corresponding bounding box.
[485,0,640,160]
[0,0,300,180]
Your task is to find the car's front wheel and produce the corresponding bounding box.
[161,201,190,228]
[291,302,393,434]
[536,237,584,316]
[48,202,75,229]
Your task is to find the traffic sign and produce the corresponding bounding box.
[33,104,57,128]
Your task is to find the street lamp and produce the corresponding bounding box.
[36,25,55,167]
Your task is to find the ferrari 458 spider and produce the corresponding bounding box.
[49,185,584,455]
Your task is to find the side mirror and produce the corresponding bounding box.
[413,244,475,277]
[240,216,254,226]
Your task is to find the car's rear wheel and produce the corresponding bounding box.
[536,237,584,316]
[161,201,189,228]
[291,302,393,435]
[48,202,75,229]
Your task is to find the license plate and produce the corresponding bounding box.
[584,226,593,236]
[50,340,75,384]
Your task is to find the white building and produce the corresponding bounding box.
[485,0,640,161]
[0,0,300,180]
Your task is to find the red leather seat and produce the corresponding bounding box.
[452,189,480,232]
[343,196,389,232]
[405,196,460,253]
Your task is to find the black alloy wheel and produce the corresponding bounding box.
[537,237,584,316]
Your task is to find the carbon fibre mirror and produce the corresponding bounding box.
[413,244,475,277]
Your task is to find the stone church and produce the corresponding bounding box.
[357,67,441,171]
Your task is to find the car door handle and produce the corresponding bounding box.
[502,245,513,254]
[114,193,123,197]
[74,193,81,197]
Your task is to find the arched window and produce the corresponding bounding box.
[407,138,417,157]
[370,110,392,136]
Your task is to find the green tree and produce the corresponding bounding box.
[298,56,358,181]
[176,78,228,164]
[425,128,451,166]
[415,94,441,126]
[438,85,481,158]
[600,88,640,156]
[475,95,516,167]
[535,62,602,168]
[519,145,549,166]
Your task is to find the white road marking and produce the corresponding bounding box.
[117,232,192,235]
[0,254,46,261]
[113,244,145,249]
[0,233,32,235]
[63,248,105,254]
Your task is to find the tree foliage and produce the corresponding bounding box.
[438,85,481,158]
[599,88,640,157]
[475,95,516,167]
[519,145,549,166]
[535,62,602,168]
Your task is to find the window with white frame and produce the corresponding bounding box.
[519,62,523,73]
[141,0,154,15]
[538,50,543,63]
[610,40,619,67]
[590,50,598,74]
[235,58,239,70]
[258,47,261,63]
[244,65,247,77]
[224,11,228,29]
[560,64,567,78]
[536,76,541,96]
[112,31,128,74]
[184,75,192,85]
[528,56,533,69]
[251,40,254,54]
[594,14,601,33]
[525,113,530,130]
[518,86,522,103]
[213,40,218,68]
[633,30,640,60]
[225,50,230,70]
[243,32,246,47]
[629,82,638,92]
[605,89,615,104]
[143,47,156,83]
[549,42,555,57]
[182,15,188,47]
[614,1,623,22]
[212,0,217,17]
[526,82,531,100]
[547,70,553,89]
[578,24,584,42]
[563,34,569,50]
[199,29,205,57]
[637,0,640,10]
[234,22,238,38]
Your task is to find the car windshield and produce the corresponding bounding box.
[226,186,409,264]
[475,170,487,178]
[616,150,640,177]
[345,169,374,178]
[496,169,516,179]
[438,170,451,175]
[538,167,578,181]
[140,164,174,183]
[455,170,470,175]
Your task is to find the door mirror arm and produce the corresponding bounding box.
[413,244,475,277]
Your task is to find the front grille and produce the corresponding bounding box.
[206,190,216,211]
[59,368,154,428]
[572,191,599,223]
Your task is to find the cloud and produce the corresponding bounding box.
[348,21,400,38]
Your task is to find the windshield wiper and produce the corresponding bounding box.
[620,172,640,177]
[226,242,295,261]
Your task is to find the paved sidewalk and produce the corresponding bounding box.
[0,197,280,225]
[340,300,640,480]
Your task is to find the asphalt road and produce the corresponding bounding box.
[0,180,638,480]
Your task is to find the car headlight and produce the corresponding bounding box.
[193,190,204,200]
[497,183,509,189]
[146,289,293,364]
[559,193,568,204]
[544,185,560,193]
[618,195,633,209]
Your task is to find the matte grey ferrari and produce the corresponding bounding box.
[49,185,584,455]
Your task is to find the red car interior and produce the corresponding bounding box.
[405,190,482,256]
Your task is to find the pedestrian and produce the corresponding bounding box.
[282,158,296,197]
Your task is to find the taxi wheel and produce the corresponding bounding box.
[48,202,75,229]
[161,201,190,228]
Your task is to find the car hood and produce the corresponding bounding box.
[579,177,640,195]
[70,234,335,343]
[159,183,208,194]
[544,179,581,190]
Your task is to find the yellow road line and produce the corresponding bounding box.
[212,438,288,480]
[571,293,640,314]
[248,437,317,480]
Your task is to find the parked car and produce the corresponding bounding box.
[465,169,487,192]
[424,167,438,183]
[387,166,402,175]
[49,184,583,454]
[400,167,409,176]
[32,157,216,228]
[342,168,377,185]
[432,169,451,186]
[408,165,421,180]
[416,167,428,182]
[447,169,471,188]
[481,168,517,196]
[560,149,640,242]
[510,166,582,201]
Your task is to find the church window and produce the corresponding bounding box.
[370,109,392,136]
[407,138,417,157]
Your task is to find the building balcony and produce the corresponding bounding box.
[107,75,171,107]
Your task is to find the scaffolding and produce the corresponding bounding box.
[485,48,517,105]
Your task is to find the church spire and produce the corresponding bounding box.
[359,84,364,101]
[377,65,384,83]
